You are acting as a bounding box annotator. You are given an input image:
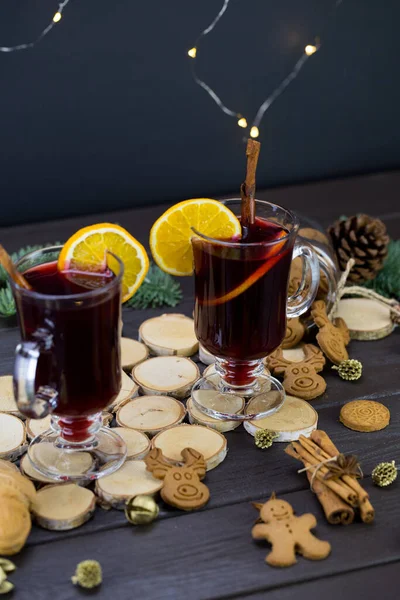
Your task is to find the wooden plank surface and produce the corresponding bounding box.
[0,171,399,599]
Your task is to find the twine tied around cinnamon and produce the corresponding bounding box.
[328,258,400,324]
[298,456,339,492]
[298,455,363,493]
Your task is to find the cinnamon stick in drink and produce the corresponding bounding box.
[240,139,261,238]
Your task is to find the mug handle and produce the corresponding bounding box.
[287,239,320,318]
[14,325,58,419]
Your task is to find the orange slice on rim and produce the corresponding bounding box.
[150,199,241,276]
[58,224,149,302]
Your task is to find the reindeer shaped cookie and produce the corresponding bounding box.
[145,447,210,511]
[252,493,331,567]
[266,344,326,400]
[311,300,349,365]
[282,317,305,349]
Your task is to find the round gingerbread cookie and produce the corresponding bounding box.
[340,400,390,432]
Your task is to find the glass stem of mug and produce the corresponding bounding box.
[215,358,264,391]
[52,413,102,446]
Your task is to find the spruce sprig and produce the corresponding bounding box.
[0,283,16,317]
[126,264,183,309]
[362,240,400,300]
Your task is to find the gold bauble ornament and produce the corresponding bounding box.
[125,495,159,525]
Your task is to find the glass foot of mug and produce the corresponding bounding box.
[191,373,285,422]
[27,415,127,483]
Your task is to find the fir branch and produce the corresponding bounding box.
[126,264,183,309]
[363,240,400,300]
[0,283,16,317]
[0,243,60,284]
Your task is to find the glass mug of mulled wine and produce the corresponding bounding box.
[11,246,127,482]
[191,199,320,422]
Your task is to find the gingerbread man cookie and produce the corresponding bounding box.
[252,493,331,567]
[311,301,349,365]
[282,318,305,349]
[145,447,210,511]
[266,344,326,401]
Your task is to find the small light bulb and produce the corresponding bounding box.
[53,12,62,23]
[237,117,247,128]
[305,44,317,56]
[188,47,197,58]
[250,126,259,139]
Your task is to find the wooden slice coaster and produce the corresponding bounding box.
[0,459,19,474]
[0,414,27,461]
[26,415,52,440]
[132,356,200,399]
[22,443,93,482]
[199,344,216,365]
[112,427,151,460]
[121,337,149,371]
[335,298,394,340]
[243,395,318,442]
[116,396,186,436]
[152,424,227,471]
[0,376,22,418]
[95,460,163,509]
[108,371,139,412]
[139,314,198,357]
[187,395,244,433]
[32,484,96,530]
[102,411,113,426]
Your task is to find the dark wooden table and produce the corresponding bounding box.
[0,171,399,600]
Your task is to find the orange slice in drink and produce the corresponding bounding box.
[58,224,149,302]
[150,198,241,276]
[203,230,287,306]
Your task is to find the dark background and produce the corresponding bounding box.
[0,0,399,226]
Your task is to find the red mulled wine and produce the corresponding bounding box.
[193,217,294,382]
[16,261,121,419]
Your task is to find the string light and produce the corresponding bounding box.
[187,0,344,138]
[0,0,70,53]
[305,44,318,56]
[250,126,259,139]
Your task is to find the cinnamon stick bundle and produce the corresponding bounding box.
[285,429,374,524]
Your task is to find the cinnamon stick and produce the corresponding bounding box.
[240,139,261,237]
[0,244,31,290]
[306,466,354,525]
[285,442,358,506]
[307,433,369,503]
[359,498,375,523]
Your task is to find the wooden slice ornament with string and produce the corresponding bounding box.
[152,424,227,471]
[108,371,139,412]
[0,414,27,461]
[132,356,199,399]
[0,376,23,418]
[244,395,318,442]
[139,314,198,356]
[116,396,186,436]
[121,337,149,371]
[111,427,151,460]
[32,484,96,530]
[335,298,394,340]
[95,461,163,509]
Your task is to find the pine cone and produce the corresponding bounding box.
[332,359,362,381]
[254,429,278,449]
[328,214,389,283]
